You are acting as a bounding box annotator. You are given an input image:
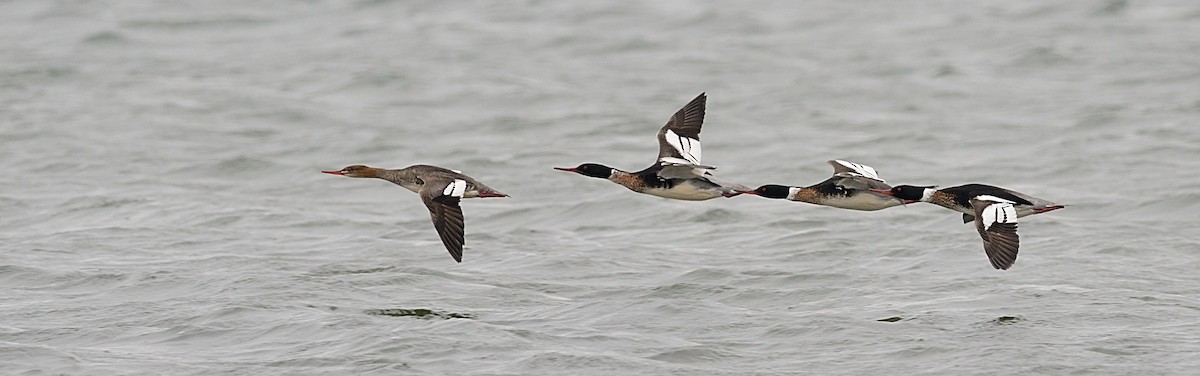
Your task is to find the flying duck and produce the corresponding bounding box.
[739,160,910,211]
[554,93,749,200]
[874,184,1065,270]
[322,164,508,263]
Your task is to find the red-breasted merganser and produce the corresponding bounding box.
[322,164,508,263]
[739,160,910,211]
[554,93,749,200]
[873,184,1065,270]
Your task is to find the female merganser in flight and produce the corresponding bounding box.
[738,160,910,211]
[873,184,1065,270]
[322,164,508,263]
[554,93,749,200]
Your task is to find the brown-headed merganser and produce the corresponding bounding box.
[738,160,910,211]
[554,93,749,200]
[873,184,1065,270]
[322,164,508,263]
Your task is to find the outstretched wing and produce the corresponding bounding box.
[828,160,884,181]
[656,93,706,166]
[828,160,891,190]
[971,195,1020,270]
[419,178,468,263]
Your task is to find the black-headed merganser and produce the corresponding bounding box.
[322,164,508,263]
[876,184,1065,222]
[874,184,1065,270]
[739,160,910,211]
[554,93,749,200]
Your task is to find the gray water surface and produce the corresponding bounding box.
[3,1,1200,375]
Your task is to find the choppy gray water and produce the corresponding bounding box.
[4,1,1200,374]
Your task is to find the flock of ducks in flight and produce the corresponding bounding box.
[323,93,1065,270]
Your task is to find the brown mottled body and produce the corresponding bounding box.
[928,191,964,213]
[610,171,649,193]
[789,188,822,205]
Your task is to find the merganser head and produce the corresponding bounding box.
[872,185,936,202]
[554,163,613,179]
[739,185,791,199]
[322,165,379,178]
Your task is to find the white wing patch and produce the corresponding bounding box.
[442,179,467,197]
[832,160,883,181]
[659,157,716,170]
[976,195,1016,204]
[977,195,1018,230]
[663,129,702,165]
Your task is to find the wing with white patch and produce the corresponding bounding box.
[420,179,467,263]
[657,164,710,180]
[828,160,890,191]
[659,157,716,170]
[660,129,703,165]
[828,160,884,182]
[441,178,468,198]
[971,196,1020,270]
[656,93,706,165]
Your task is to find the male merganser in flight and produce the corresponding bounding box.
[322,164,508,263]
[554,93,749,200]
[873,184,1065,270]
[738,160,910,211]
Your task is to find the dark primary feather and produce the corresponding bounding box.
[971,199,1020,270]
[656,93,706,161]
[979,222,1020,270]
[420,183,466,263]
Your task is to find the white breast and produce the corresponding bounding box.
[821,192,905,211]
[645,181,722,201]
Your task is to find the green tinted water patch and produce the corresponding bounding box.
[364,308,475,320]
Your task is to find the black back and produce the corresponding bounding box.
[940,184,1034,208]
[808,177,858,198]
[631,164,717,191]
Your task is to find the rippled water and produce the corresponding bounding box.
[4,1,1200,374]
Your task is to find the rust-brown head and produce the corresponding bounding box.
[321,165,380,178]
